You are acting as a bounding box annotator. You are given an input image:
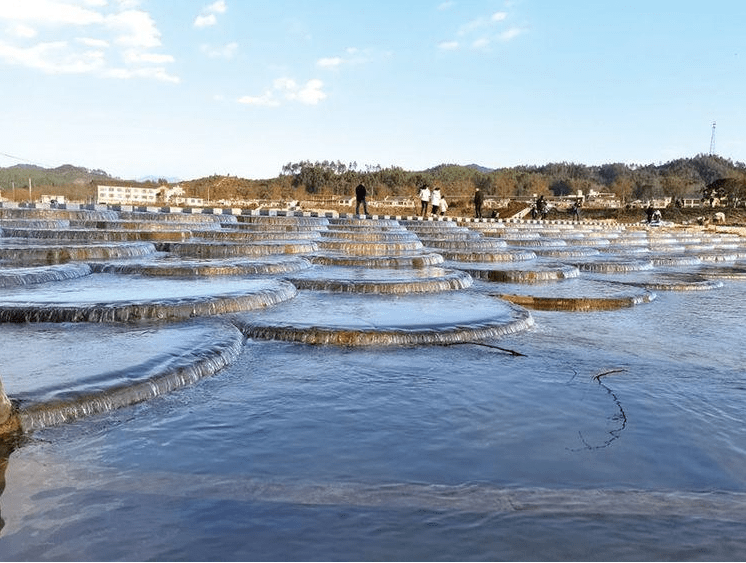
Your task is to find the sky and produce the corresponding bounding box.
[0,0,744,181]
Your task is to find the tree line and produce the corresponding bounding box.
[3,154,746,206]
[273,154,746,205]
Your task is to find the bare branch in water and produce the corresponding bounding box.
[440,341,527,356]
[569,368,629,452]
[592,368,627,381]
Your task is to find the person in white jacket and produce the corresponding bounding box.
[419,185,431,217]
[439,197,448,216]
[430,187,442,216]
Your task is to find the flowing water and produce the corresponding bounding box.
[0,205,746,560]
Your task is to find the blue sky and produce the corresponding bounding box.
[1,0,744,180]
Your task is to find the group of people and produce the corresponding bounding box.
[357,185,587,223]
[645,205,662,223]
[356,182,451,218]
[418,184,448,217]
[530,195,549,220]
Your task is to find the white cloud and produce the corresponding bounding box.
[106,9,161,48]
[457,16,490,36]
[0,0,105,26]
[437,1,455,10]
[293,79,326,105]
[76,36,109,48]
[193,14,216,28]
[438,40,459,51]
[206,0,227,14]
[447,8,523,52]
[316,56,342,68]
[123,49,173,65]
[115,0,141,8]
[499,27,522,41]
[239,77,327,107]
[200,41,238,59]
[316,47,376,70]
[472,37,490,50]
[273,77,297,91]
[194,0,226,28]
[0,39,104,73]
[0,0,178,82]
[237,91,280,107]
[105,65,179,83]
[8,23,38,39]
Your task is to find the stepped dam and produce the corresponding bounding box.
[1,202,746,560]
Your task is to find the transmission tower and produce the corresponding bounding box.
[709,121,716,155]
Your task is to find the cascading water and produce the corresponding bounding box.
[3,204,746,560]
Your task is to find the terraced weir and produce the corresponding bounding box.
[0,203,745,437]
[4,202,746,560]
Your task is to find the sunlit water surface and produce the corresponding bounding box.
[0,282,745,560]
[1,212,746,561]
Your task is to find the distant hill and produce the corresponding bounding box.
[137,175,181,183]
[464,163,495,174]
[2,155,745,205]
[424,163,494,175]
[0,164,115,189]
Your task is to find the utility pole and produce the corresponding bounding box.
[28,177,32,201]
[709,121,716,155]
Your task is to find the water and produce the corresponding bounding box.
[1,208,746,560]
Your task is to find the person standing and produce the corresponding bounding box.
[536,195,548,220]
[355,183,368,216]
[474,188,484,218]
[430,186,442,216]
[645,204,654,223]
[439,197,448,216]
[419,184,431,217]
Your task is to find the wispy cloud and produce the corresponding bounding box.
[237,90,280,107]
[200,41,238,59]
[194,0,226,28]
[285,78,326,105]
[194,14,216,28]
[0,0,179,82]
[441,8,523,52]
[0,39,105,74]
[238,77,327,107]
[315,47,378,70]
[317,56,343,69]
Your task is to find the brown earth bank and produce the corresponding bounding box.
[332,199,746,228]
[574,205,746,226]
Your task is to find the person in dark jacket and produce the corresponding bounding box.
[474,188,484,218]
[355,183,368,216]
[645,204,654,223]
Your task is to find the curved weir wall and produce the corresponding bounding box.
[0,207,744,431]
[3,204,746,559]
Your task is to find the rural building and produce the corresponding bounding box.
[96,185,187,206]
[97,185,160,205]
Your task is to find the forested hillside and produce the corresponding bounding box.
[2,155,745,205]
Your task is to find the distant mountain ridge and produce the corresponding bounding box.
[2,156,745,204]
[0,163,114,188]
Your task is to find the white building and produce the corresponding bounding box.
[97,185,160,205]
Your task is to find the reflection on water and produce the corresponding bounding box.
[1,204,746,560]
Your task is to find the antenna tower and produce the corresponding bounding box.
[709,121,716,155]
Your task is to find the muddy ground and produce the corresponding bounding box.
[572,205,746,227]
